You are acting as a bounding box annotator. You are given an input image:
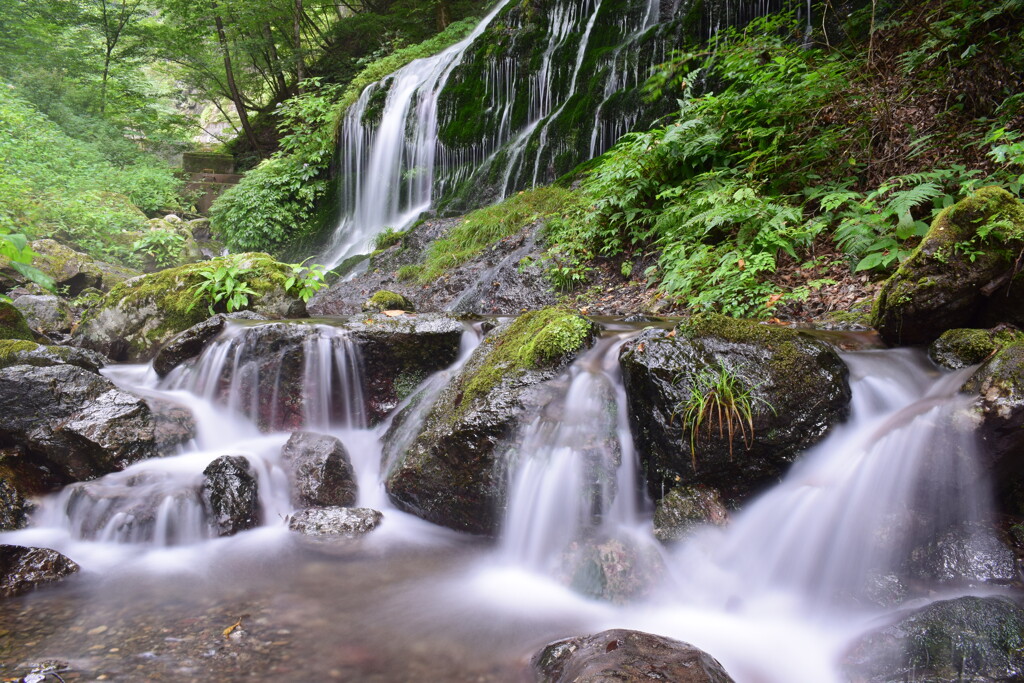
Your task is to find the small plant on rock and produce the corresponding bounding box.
[283,258,328,303]
[188,260,257,315]
[675,366,770,469]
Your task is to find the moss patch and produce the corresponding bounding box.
[459,307,594,412]
[930,327,1024,369]
[363,290,414,313]
[0,302,36,341]
[0,340,39,365]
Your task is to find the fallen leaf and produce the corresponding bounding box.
[666,329,676,338]
[382,310,407,317]
[737,258,746,271]
[223,618,243,638]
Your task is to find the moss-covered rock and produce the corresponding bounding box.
[844,596,1024,682]
[0,239,138,296]
[873,187,1024,345]
[929,326,1023,369]
[653,485,729,543]
[0,301,36,341]
[619,314,851,506]
[73,253,307,361]
[11,294,75,339]
[361,289,415,313]
[961,338,1024,513]
[0,339,106,372]
[383,308,596,535]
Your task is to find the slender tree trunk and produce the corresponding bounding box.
[211,0,260,153]
[262,23,290,96]
[294,0,306,92]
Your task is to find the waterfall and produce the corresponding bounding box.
[321,0,515,267]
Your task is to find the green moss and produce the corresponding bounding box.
[363,290,414,312]
[0,302,36,341]
[394,369,427,401]
[929,328,1018,369]
[459,308,595,412]
[0,339,39,365]
[84,253,296,353]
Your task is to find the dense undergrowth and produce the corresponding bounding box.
[0,88,186,265]
[534,1,1024,316]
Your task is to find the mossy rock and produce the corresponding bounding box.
[362,289,414,313]
[961,338,1024,514]
[873,187,1024,345]
[653,485,729,543]
[619,314,851,506]
[929,326,1023,369]
[73,253,307,361]
[0,339,106,372]
[383,308,596,535]
[844,596,1024,682]
[0,302,35,342]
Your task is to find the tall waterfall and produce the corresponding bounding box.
[322,0,815,266]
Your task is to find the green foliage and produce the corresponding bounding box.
[674,366,766,469]
[0,87,184,261]
[411,186,579,283]
[373,227,406,251]
[187,260,259,315]
[283,259,328,303]
[337,17,479,114]
[132,228,185,268]
[0,232,54,292]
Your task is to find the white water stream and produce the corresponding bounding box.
[0,320,997,681]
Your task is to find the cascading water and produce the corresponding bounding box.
[322,0,814,265]
[0,320,1001,682]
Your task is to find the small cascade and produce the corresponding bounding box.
[500,333,644,572]
[163,321,366,432]
[667,349,988,609]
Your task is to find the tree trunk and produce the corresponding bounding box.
[211,1,260,154]
[295,0,306,92]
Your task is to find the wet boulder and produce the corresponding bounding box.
[960,337,1024,511]
[345,312,464,423]
[929,326,1018,370]
[11,294,74,339]
[844,596,1024,682]
[384,308,596,535]
[152,311,265,376]
[873,187,1024,345]
[281,432,357,508]
[561,535,666,604]
[362,289,414,313]
[0,478,29,530]
[619,314,851,506]
[653,485,729,543]
[0,364,189,485]
[904,523,1018,588]
[201,456,260,536]
[0,340,107,373]
[0,545,80,598]
[73,253,307,361]
[287,507,383,537]
[533,629,735,683]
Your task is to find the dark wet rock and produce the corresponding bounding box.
[287,507,383,536]
[0,300,36,341]
[561,536,666,604]
[928,327,1017,370]
[152,311,266,376]
[873,187,1024,345]
[844,596,1024,682]
[384,309,596,535]
[73,253,306,362]
[653,485,729,543]
[533,629,735,683]
[344,312,464,423]
[0,364,182,485]
[11,294,75,338]
[905,523,1018,587]
[308,217,557,316]
[201,456,260,536]
[0,340,107,372]
[619,314,851,506]
[0,545,79,597]
[281,432,357,507]
[863,572,908,608]
[0,478,29,530]
[362,290,414,313]
[148,399,198,453]
[961,339,1024,512]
